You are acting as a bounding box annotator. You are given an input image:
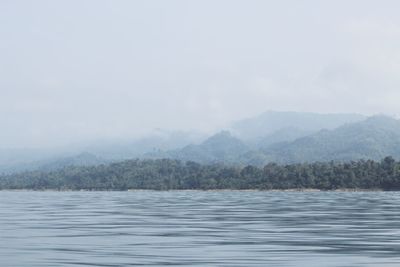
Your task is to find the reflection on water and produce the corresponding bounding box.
[1,191,400,266]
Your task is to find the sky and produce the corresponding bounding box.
[1,0,400,148]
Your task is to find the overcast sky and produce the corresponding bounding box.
[1,0,400,148]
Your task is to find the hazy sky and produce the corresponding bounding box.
[1,0,400,148]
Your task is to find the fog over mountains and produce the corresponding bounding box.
[261,115,400,163]
[2,111,400,174]
[229,111,366,140]
[147,112,400,165]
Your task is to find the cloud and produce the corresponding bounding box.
[1,0,400,148]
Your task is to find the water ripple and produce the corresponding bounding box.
[1,191,400,266]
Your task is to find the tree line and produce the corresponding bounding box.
[1,157,400,190]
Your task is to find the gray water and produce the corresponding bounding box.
[1,191,400,266]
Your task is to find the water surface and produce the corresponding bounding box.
[1,191,400,266]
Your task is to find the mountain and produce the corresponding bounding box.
[0,130,204,174]
[3,112,399,172]
[0,148,69,174]
[0,152,107,174]
[83,130,205,160]
[147,131,250,164]
[255,127,313,149]
[262,115,400,163]
[37,152,108,171]
[151,115,400,165]
[230,111,366,141]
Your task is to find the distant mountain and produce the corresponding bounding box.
[147,131,250,164]
[255,127,313,149]
[84,130,205,160]
[0,130,205,174]
[38,152,108,171]
[231,111,366,141]
[0,148,60,170]
[263,115,400,163]
[0,152,107,174]
[150,115,400,165]
[3,112,399,173]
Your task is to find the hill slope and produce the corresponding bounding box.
[231,110,366,140]
[263,116,400,163]
[148,131,250,164]
[147,115,400,165]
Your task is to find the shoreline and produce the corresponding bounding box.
[0,188,388,192]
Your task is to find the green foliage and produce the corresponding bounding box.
[1,157,400,191]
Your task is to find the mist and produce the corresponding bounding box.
[1,0,400,149]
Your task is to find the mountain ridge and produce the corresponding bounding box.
[2,111,400,173]
[147,114,400,165]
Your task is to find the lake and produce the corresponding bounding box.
[1,191,400,266]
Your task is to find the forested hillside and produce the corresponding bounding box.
[148,115,400,165]
[2,112,400,172]
[1,157,400,191]
[264,116,400,163]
